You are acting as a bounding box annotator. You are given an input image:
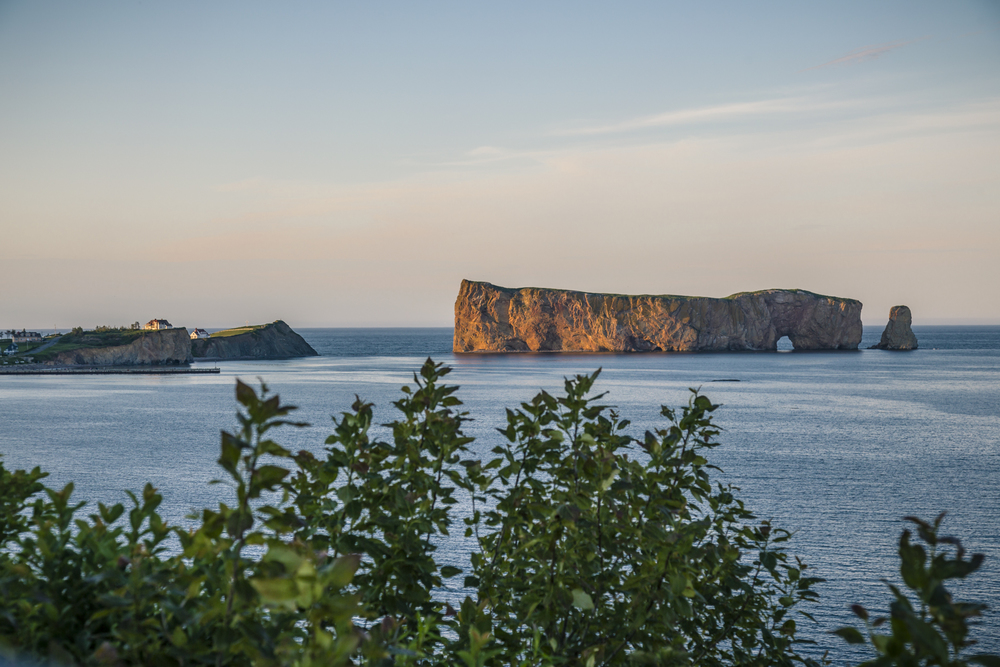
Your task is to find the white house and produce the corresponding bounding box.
[4,330,42,343]
[190,328,210,339]
[3,342,18,356]
[144,319,173,330]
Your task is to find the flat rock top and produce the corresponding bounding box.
[464,280,859,305]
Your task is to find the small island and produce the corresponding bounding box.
[191,320,318,360]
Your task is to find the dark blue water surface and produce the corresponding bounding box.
[1,326,998,663]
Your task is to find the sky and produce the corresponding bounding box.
[1,1,999,328]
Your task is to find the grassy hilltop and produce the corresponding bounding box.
[207,324,269,338]
[29,328,161,363]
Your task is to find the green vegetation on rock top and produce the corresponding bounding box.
[210,323,271,338]
[54,328,149,348]
[724,288,862,303]
[28,328,178,362]
[467,280,859,303]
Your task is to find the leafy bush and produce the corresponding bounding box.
[1,359,995,666]
[468,370,820,665]
[834,514,998,667]
[0,379,361,667]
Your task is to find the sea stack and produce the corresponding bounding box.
[870,305,918,350]
[454,280,863,353]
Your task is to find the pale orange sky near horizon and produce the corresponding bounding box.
[2,2,999,328]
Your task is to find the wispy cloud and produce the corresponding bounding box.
[801,37,930,72]
[552,97,844,136]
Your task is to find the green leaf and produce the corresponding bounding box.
[171,626,188,648]
[440,566,463,578]
[904,616,949,662]
[831,627,866,644]
[259,439,291,458]
[871,633,893,654]
[571,589,594,610]
[251,577,298,606]
[235,379,257,407]
[263,544,304,572]
[327,554,360,588]
[601,470,618,491]
[899,532,927,591]
[218,432,242,475]
[253,464,289,492]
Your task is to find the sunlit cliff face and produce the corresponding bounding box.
[453,281,863,353]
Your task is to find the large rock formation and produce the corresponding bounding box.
[46,329,193,366]
[191,320,317,360]
[454,280,863,353]
[870,305,918,350]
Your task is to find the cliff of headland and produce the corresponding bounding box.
[45,328,193,366]
[870,305,918,350]
[454,280,863,353]
[191,320,318,360]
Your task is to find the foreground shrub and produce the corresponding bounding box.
[834,514,998,667]
[467,370,819,665]
[0,359,994,666]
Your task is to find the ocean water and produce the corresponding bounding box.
[1,325,998,662]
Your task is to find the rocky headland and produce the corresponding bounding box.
[45,328,193,366]
[191,320,318,360]
[454,280,863,353]
[870,305,918,350]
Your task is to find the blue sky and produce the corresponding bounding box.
[2,1,998,327]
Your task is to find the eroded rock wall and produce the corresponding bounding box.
[47,329,193,366]
[454,280,863,353]
[870,305,918,350]
[191,320,317,360]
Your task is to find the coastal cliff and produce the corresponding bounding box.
[46,328,193,366]
[454,280,863,353]
[191,320,317,360]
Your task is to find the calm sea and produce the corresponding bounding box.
[1,326,998,663]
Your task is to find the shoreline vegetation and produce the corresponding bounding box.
[0,366,221,375]
[0,359,994,666]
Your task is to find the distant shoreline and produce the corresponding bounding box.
[0,365,220,375]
